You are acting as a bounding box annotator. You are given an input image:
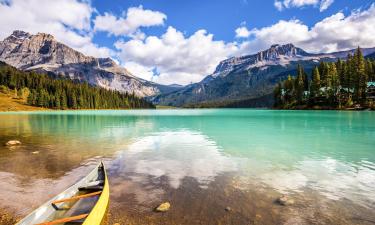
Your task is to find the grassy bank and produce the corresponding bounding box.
[0,91,47,112]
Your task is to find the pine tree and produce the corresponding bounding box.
[310,67,321,98]
[274,82,282,107]
[328,63,339,104]
[295,65,305,104]
[366,59,374,82]
[354,47,367,102]
[283,75,294,104]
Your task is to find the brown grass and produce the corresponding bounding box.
[0,92,47,112]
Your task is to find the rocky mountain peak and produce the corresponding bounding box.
[0,30,179,97]
[0,30,95,68]
[213,43,310,75]
[10,30,31,39]
[35,32,55,41]
[258,43,308,61]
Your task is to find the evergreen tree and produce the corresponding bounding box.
[283,75,294,104]
[328,63,339,104]
[295,65,305,104]
[366,59,374,82]
[310,67,321,98]
[354,47,367,102]
[273,82,282,107]
[274,48,373,109]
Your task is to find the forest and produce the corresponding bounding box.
[274,48,375,109]
[0,62,155,109]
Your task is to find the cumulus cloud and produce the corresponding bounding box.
[235,26,251,38]
[0,0,113,58]
[274,1,284,11]
[94,6,166,37]
[115,26,238,85]
[274,0,334,12]
[123,61,155,81]
[320,0,334,11]
[241,4,375,53]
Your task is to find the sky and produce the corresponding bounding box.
[1,0,375,85]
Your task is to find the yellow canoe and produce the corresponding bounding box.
[16,162,109,225]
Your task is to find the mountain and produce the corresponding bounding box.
[0,30,180,97]
[153,44,375,107]
[366,52,375,59]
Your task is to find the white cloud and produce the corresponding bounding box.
[123,61,155,81]
[239,19,310,54]
[241,4,375,54]
[320,0,334,12]
[0,0,113,58]
[274,0,334,11]
[274,1,284,11]
[235,26,251,38]
[94,6,167,37]
[115,26,238,85]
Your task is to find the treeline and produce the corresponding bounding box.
[0,62,155,109]
[274,48,375,109]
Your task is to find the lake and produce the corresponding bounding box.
[0,109,374,225]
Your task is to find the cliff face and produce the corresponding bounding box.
[0,30,167,97]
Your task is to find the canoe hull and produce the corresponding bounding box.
[16,162,109,225]
[83,163,109,225]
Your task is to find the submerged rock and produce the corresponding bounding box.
[32,151,39,154]
[155,202,170,212]
[276,195,294,206]
[5,140,21,146]
[225,207,232,212]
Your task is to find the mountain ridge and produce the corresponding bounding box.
[0,30,180,97]
[153,44,375,107]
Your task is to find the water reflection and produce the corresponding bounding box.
[111,130,237,189]
[259,157,375,208]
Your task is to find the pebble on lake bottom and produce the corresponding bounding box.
[225,207,232,212]
[276,195,294,206]
[32,151,39,154]
[155,202,171,212]
[5,140,21,146]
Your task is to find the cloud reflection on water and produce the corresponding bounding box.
[114,130,238,189]
[258,157,375,209]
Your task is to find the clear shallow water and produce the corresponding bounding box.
[0,109,374,224]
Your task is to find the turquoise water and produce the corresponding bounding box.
[0,109,374,223]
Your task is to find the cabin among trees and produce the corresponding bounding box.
[367,82,375,103]
[274,47,375,109]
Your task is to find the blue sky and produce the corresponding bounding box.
[92,0,373,47]
[1,0,375,84]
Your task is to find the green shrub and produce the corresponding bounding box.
[0,85,9,94]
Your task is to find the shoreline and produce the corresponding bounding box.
[2,92,374,112]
